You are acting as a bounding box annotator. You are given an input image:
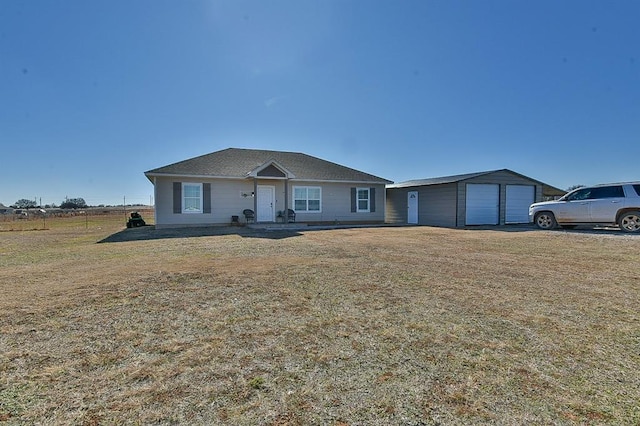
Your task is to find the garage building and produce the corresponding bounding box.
[386,169,565,227]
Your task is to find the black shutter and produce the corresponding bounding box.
[370,187,376,212]
[203,183,211,214]
[351,187,356,212]
[173,182,181,214]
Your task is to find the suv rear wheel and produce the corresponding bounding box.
[619,211,640,233]
[535,212,557,230]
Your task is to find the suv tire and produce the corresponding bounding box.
[619,211,640,233]
[535,211,557,230]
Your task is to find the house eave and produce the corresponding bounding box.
[144,172,243,183]
[145,172,392,186]
[290,178,393,185]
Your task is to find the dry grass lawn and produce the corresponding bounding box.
[1,215,639,425]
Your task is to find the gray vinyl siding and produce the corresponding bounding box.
[155,177,259,228]
[295,181,386,223]
[154,176,386,228]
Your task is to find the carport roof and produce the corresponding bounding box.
[387,169,566,197]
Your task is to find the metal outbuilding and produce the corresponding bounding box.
[386,169,565,227]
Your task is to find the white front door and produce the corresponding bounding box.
[257,185,275,222]
[407,191,418,224]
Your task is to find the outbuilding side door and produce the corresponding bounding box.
[407,191,418,224]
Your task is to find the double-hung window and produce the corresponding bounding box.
[182,183,203,213]
[356,188,370,212]
[293,186,321,212]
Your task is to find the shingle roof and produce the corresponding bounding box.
[145,148,392,184]
[387,169,566,196]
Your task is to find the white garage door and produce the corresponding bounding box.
[505,185,535,224]
[466,184,499,225]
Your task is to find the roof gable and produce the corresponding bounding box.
[249,159,295,179]
[257,164,286,178]
[145,148,392,184]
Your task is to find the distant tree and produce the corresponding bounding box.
[566,185,585,192]
[60,197,88,209]
[14,199,37,209]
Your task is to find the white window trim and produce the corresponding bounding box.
[292,185,322,213]
[182,182,203,214]
[356,187,370,213]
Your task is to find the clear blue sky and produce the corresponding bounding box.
[1,0,638,207]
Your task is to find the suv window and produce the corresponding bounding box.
[566,188,592,201]
[589,185,625,199]
[633,185,640,196]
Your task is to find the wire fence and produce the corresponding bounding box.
[0,207,155,231]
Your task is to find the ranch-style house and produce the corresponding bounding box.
[145,148,392,229]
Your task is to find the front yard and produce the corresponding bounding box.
[1,217,638,424]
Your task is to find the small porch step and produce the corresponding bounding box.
[247,223,307,231]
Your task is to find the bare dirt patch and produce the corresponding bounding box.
[1,218,639,424]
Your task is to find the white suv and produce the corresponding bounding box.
[529,183,640,233]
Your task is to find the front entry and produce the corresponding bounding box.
[257,185,275,222]
[407,191,418,224]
